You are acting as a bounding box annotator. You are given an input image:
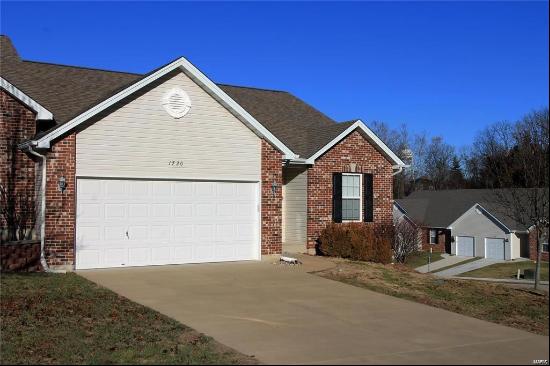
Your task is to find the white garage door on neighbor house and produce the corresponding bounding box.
[76,179,260,269]
[485,238,506,260]
[456,236,475,257]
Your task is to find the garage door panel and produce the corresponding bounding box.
[456,236,475,257]
[485,238,505,260]
[76,179,259,269]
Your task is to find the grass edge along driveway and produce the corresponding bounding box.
[313,259,549,335]
[0,272,257,365]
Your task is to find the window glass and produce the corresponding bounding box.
[342,174,361,220]
[429,229,437,244]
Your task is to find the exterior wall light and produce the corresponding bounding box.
[271,181,278,197]
[58,176,67,193]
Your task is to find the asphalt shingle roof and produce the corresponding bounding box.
[396,189,547,231]
[1,35,356,159]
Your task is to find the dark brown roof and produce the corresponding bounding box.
[396,189,547,231]
[1,35,358,158]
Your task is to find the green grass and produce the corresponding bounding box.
[460,260,549,281]
[431,257,482,273]
[404,251,444,269]
[0,273,257,365]
[315,260,549,335]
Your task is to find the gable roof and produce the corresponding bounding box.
[1,35,404,164]
[395,189,545,231]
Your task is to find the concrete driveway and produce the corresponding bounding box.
[79,258,549,365]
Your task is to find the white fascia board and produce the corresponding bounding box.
[305,119,406,166]
[446,203,512,233]
[1,77,54,120]
[32,57,297,159]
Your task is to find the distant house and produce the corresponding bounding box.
[394,189,548,261]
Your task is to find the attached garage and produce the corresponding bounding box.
[485,238,506,260]
[73,69,266,270]
[456,236,475,257]
[76,179,259,269]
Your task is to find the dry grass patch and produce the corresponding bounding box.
[314,260,549,335]
[0,273,258,365]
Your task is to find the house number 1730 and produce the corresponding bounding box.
[168,160,184,167]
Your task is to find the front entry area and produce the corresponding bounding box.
[76,179,260,269]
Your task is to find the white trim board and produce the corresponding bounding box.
[28,57,297,159]
[305,120,406,167]
[447,203,511,233]
[1,77,54,120]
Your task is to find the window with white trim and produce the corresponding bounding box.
[542,243,549,253]
[429,229,438,244]
[342,174,362,221]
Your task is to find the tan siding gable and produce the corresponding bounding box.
[76,71,260,181]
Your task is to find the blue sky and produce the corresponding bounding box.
[1,1,548,148]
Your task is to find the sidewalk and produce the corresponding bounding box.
[415,254,473,273]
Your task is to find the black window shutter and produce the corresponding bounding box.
[332,173,342,223]
[363,173,373,222]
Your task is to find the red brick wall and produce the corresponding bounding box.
[529,229,549,262]
[0,241,42,272]
[0,89,37,242]
[44,134,76,268]
[306,130,393,251]
[261,140,283,255]
[420,227,450,253]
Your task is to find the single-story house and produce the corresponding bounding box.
[394,189,549,261]
[1,36,406,271]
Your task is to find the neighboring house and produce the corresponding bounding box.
[0,36,406,270]
[395,189,549,261]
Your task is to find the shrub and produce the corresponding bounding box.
[317,222,393,264]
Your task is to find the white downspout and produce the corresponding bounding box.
[26,146,65,273]
[392,165,405,176]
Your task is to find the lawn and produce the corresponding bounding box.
[403,251,444,269]
[313,260,549,335]
[0,273,257,365]
[460,260,549,281]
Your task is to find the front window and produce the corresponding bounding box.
[543,243,549,253]
[342,174,361,221]
[429,229,438,244]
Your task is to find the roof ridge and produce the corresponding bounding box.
[21,59,143,76]
[217,83,288,93]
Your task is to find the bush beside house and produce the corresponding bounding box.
[317,223,393,264]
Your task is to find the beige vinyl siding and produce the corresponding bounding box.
[282,166,307,246]
[510,232,522,260]
[76,71,260,181]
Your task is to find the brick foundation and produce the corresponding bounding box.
[261,140,283,254]
[306,130,393,251]
[0,241,42,272]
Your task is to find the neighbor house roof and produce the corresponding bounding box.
[1,35,405,164]
[395,189,546,232]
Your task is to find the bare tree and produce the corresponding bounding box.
[423,136,455,190]
[0,138,36,243]
[393,215,421,263]
[487,109,549,290]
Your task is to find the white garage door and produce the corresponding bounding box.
[76,179,259,269]
[456,236,475,257]
[485,238,505,260]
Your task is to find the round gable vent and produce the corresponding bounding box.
[162,87,191,118]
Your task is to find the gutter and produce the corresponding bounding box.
[392,164,409,176]
[20,143,65,274]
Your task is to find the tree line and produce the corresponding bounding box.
[370,107,549,198]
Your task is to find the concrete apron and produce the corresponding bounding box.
[79,259,549,365]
